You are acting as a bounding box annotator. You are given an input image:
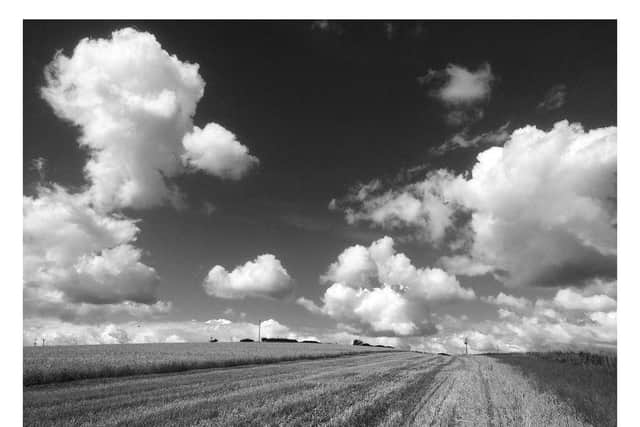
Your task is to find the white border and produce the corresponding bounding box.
[3,1,637,425]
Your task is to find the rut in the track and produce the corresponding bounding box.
[411,356,590,427]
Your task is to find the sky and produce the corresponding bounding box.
[23,20,617,353]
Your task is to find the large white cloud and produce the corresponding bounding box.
[298,237,474,337]
[41,28,258,211]
[203,254,293,299]
[24,186,169,321]
[338,121,617,288]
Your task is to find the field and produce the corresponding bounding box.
[24,342,393,386]
[488,352,617,427]
[23,345,616,426]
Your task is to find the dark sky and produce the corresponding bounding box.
[23,21,616,336]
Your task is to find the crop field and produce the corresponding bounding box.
[24,342,393,386]
[23,346,615,426]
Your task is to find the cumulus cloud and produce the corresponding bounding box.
[23,185,170,321]
[418,63,494,126]
[299,237,474,337]
[482,292,532,311]
[205,318,232,328]
[553,288,616,312]
[23,317,302,346]
[25,316,414,347]
[321,244,377,288]
[416,306,616,354]
[538,84,567,111]
[182,123,258,180]
[419,63,494,105]
[411,282,617,354]
[339,121,617,288]
[41,28,258,211]
[203,254,293,299]
[438,255,494,276]
[339,171,458,243]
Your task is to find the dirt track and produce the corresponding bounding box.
[24,352,589,426]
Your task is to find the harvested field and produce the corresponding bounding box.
[24,350,602,426]
[23,342,394,386]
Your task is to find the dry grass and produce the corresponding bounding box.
[488,352,616,427]
[23,342,394,386]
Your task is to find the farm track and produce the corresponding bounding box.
[24,352,591,426]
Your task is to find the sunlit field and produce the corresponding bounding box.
[23,346,616,426]
[24,342,394,386]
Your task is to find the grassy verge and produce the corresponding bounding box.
[487,351,616,427]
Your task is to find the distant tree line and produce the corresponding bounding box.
[235,338,322,344]
[352,339,394,349]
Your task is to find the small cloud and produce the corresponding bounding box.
[432,122,511,155]
[182,123,259,180]
[418,63,495,127]
[482,292,532,311]
[439,255,494,276]
[31,157,47,181]
[553,288,616,312]
[205,318,232,328]
[296,297,323,314]
[537,84,567,111]
[203,254,294,300]
[418,63,494,106]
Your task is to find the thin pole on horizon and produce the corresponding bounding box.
[258,320,261,343]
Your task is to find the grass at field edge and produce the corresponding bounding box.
[24,347,400,387]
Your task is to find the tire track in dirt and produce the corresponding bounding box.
[24,353,594,426]
[327,356,453,426]
[24,352,433,427]
[476,358,496,427]
[411,356,592,427]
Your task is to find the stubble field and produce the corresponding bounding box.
[23,344,616,426]
[23,342,393,386]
